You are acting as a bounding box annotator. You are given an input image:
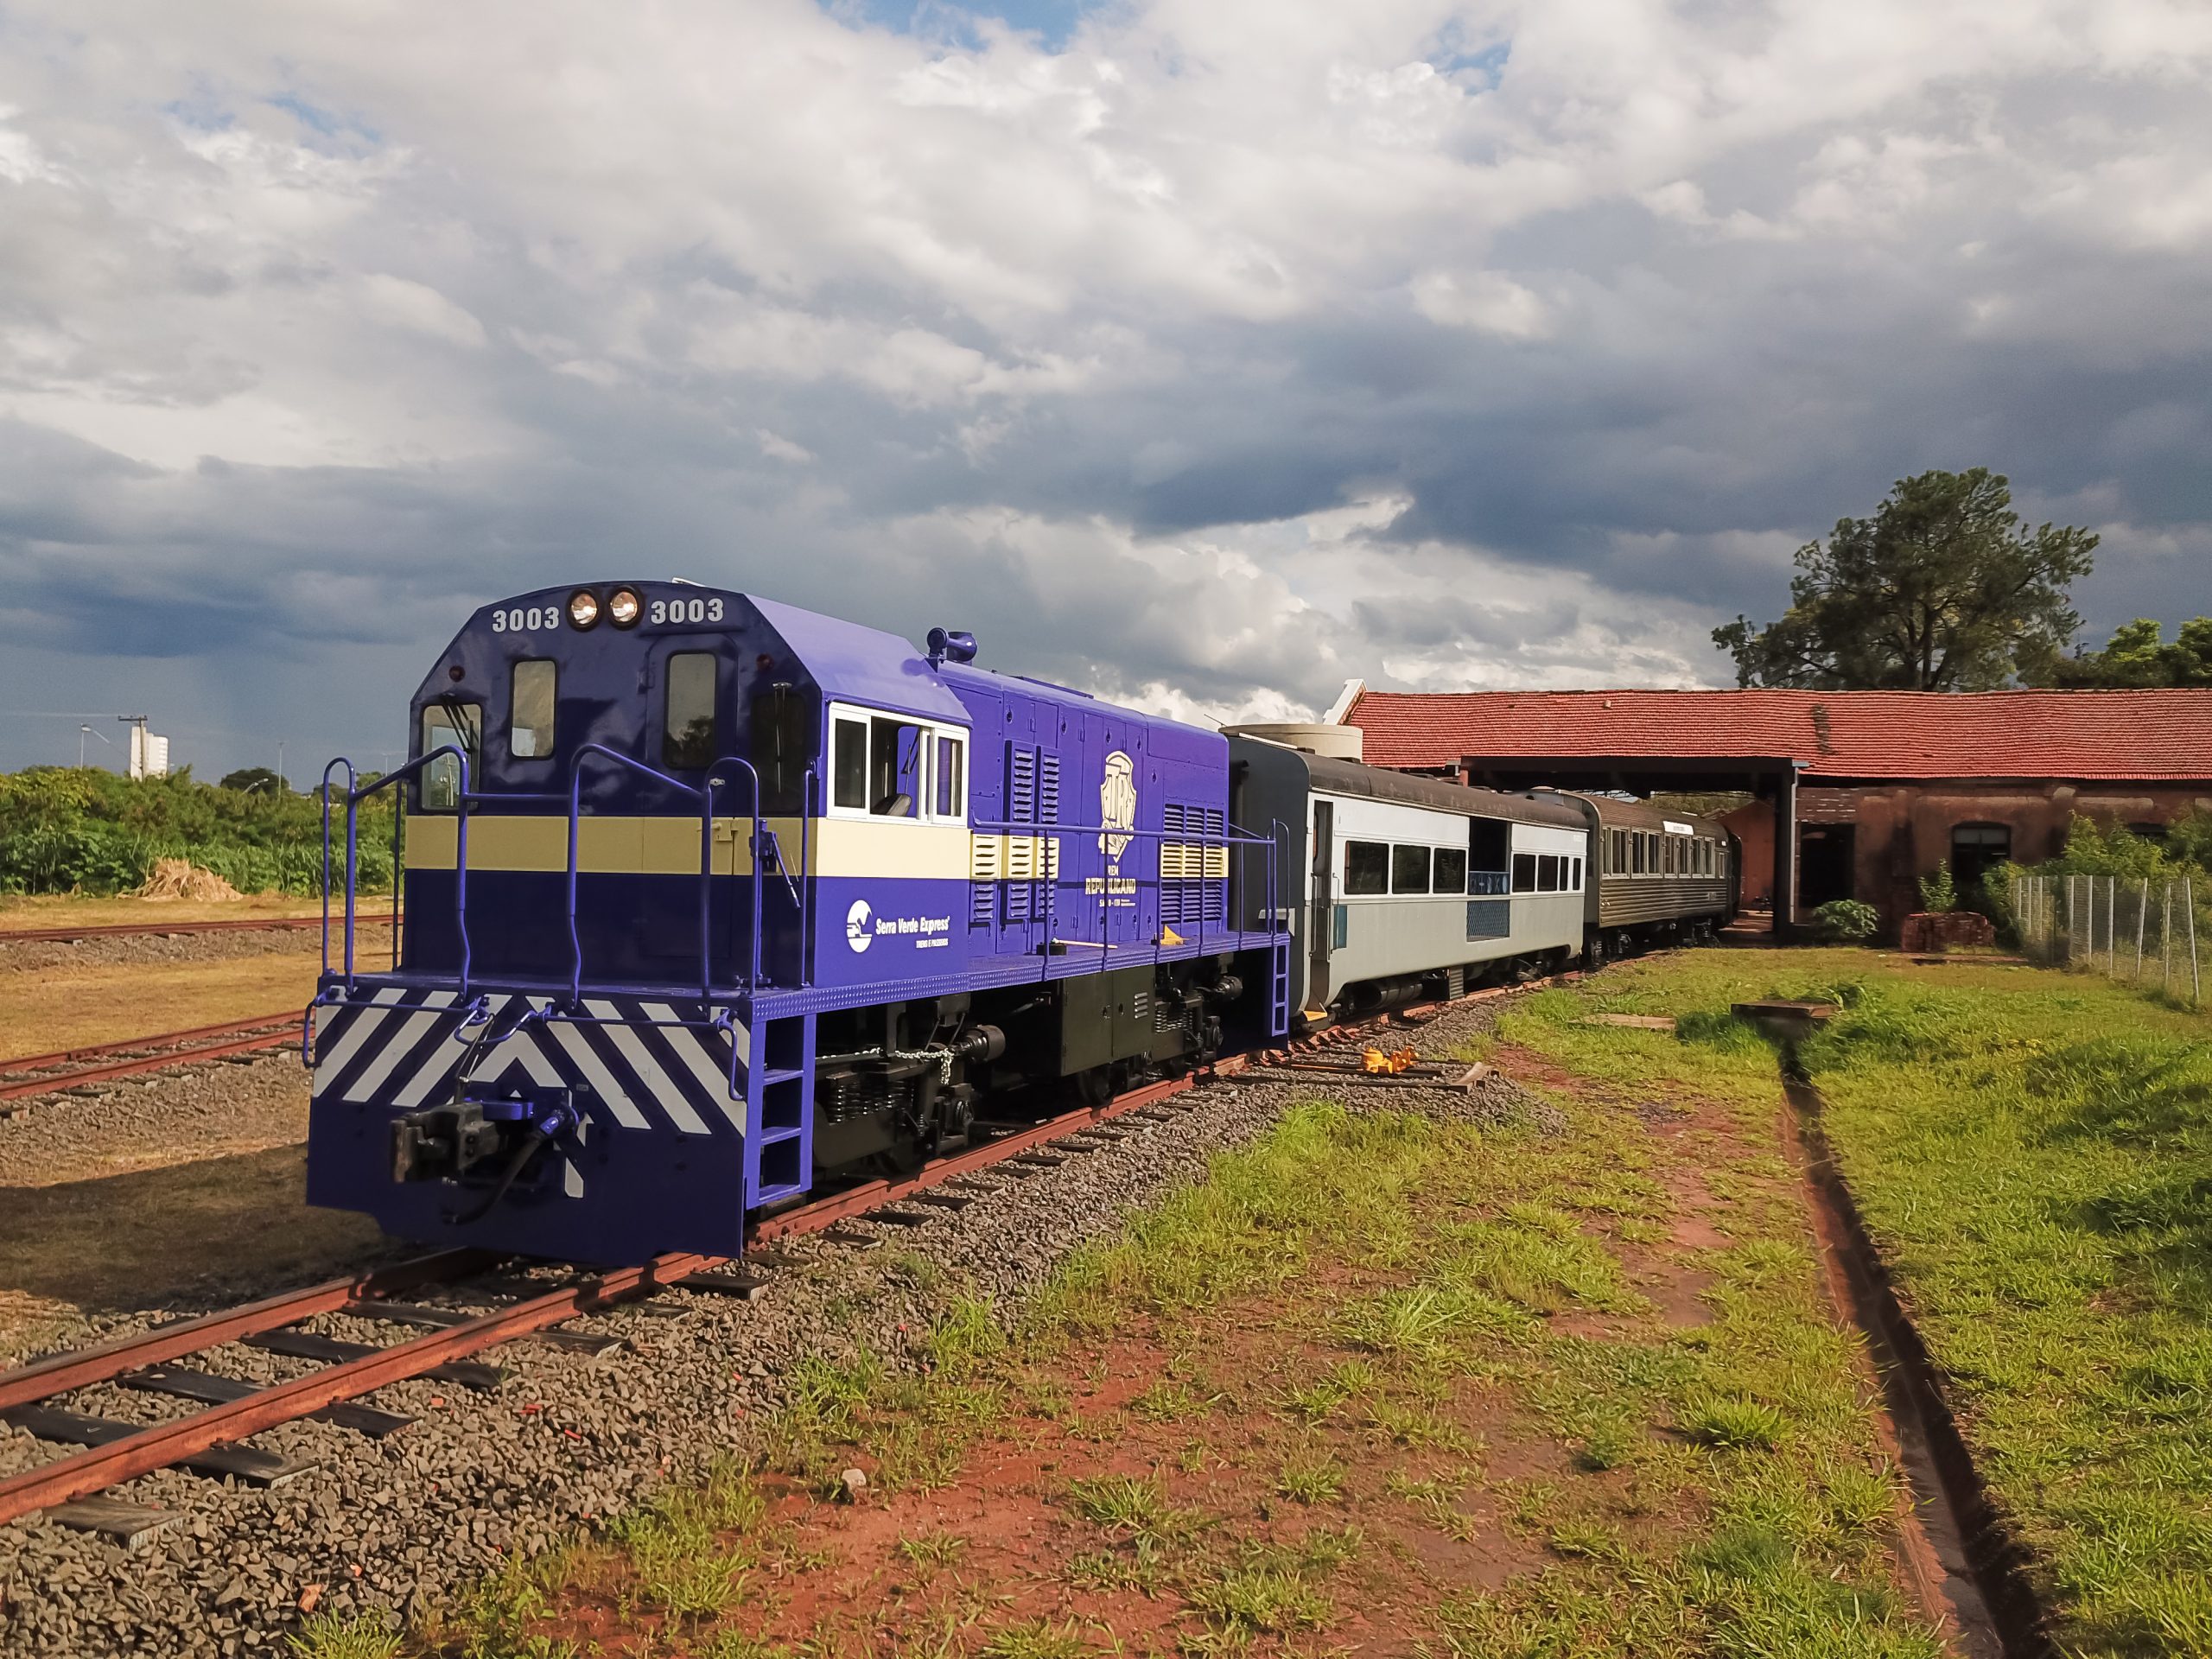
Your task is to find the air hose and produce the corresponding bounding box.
[446,1124,554,1225]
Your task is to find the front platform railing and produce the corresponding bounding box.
[319,747,798,1002]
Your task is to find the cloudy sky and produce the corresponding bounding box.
[3,0,2209,776]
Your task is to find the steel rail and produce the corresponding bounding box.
[0,1251,493,1414]
[0,1253,709,1522]
[0,1025,300,1102]
[2,1012,304,1078]
[0,914,395,946]
[0,1072,1230,1526]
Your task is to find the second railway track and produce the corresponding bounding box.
[0,1014,303,1105]
[0,913,396,947]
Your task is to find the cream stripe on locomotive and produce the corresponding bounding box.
[407,813,1231,892]
[404,815,969,880]
[311,988,737,1140]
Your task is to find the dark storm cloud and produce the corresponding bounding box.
[2,0,2209,775]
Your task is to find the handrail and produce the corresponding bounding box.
[565,745,708,1006]
[342,747,474,995]
[702,754,766,992]
[318,758,356,980]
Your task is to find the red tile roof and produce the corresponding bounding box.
[1344,688,2212,782]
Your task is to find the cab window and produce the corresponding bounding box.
[832,718,869,810]
[869,717,923,817]
[664,652,718,769]
[508,661,556,760]
[747,685,814,815]
[933,734,965,817]
[419,702,480,811]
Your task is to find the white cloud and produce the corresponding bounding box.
[0,0,2207,772]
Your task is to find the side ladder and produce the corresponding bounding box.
[743,1011,814,1206]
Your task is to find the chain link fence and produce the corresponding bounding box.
[2011,874,2202,1007]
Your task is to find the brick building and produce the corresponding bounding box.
[1332,684,2212,936]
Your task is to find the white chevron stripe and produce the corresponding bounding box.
[546,1019,651,1130]
[313,988,406,1093]
[477,1029,567,1090]
[585,1000,709,1136]
[641,1002,747,1132]
[343,991,461,1103]
[391,993,518,1110]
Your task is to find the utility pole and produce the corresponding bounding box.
[78,724,111,767]
[277,741,287,793]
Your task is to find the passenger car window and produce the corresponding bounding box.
[664,652,718,768]
[869,717,923,817]
[1513,852,1537,892]
[419,702,479,811]
[833,718,868,810]
[1391,845,1431,894]
[933,734,964,817]
[1538,854,1560,891]
[1344,841,1388,895]
[1433,848,1467,893]
[508,661,556,760]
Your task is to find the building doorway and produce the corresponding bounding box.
[1798,824,1855,911]
[1950,823,2012,906]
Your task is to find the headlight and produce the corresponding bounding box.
[568,589,601,630]
[607,588,642,628]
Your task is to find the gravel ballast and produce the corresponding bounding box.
[0,993,1549,1657]
[0,927,390,981]
[0,1053,310,1192]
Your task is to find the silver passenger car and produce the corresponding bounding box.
[1230,735,1592,1020]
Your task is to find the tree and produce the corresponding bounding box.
[1713,468,2098,690]
[219,766,283,794]
[2048,617,2212,688]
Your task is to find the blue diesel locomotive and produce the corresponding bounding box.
[306,583,1736,1265]
[307,584,1291,1264]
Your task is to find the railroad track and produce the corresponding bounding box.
[0,913,394,946]
[0,981,1540,1547]
[0,1064,1231,1542]
[0,1013,302,1105]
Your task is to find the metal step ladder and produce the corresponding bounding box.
[744,1011,814,1206]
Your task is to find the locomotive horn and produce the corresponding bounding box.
[926,627,978,666]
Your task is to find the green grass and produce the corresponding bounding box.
[1507,947,2212,1657]
[288,1611,404,1659]
[404,950,1953,1659]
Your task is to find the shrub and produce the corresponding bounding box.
[1916,861,1957,913]
[1809,899,1879,943]
[0,766,396,895]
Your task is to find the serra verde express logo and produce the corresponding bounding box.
[846,896,952,952]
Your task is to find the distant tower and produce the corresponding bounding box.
[118,715,170,780]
